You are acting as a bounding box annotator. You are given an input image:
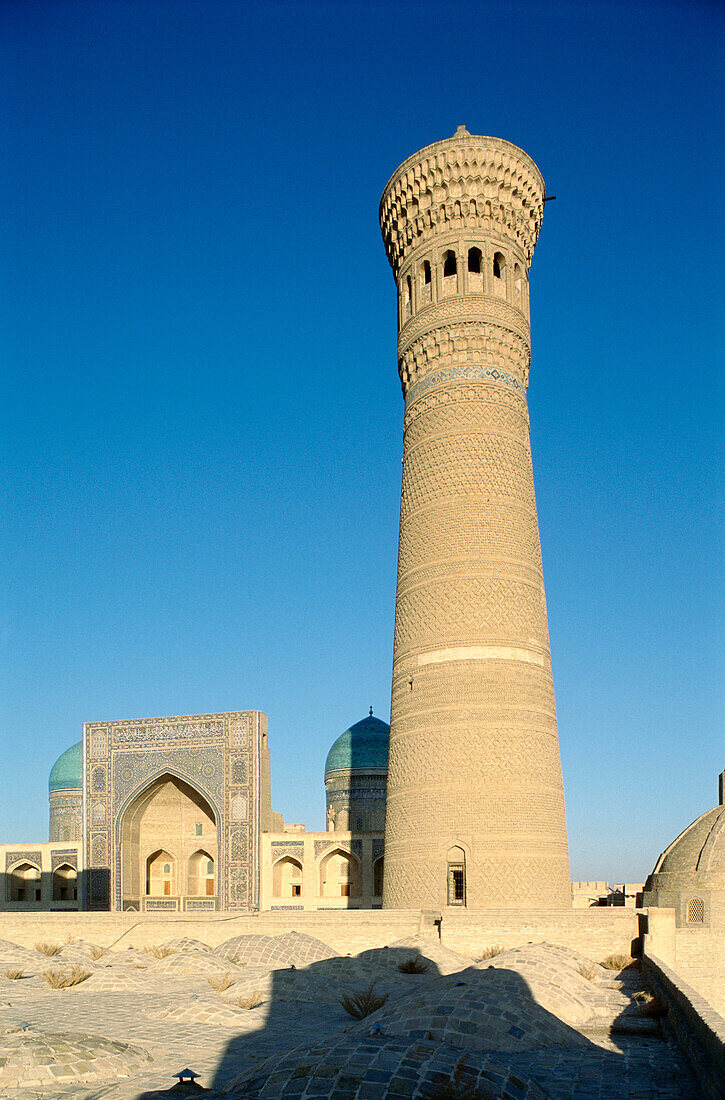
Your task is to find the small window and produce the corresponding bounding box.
[163,863,171,874]
[292,883,301,897]
[687,897,704,923]
[206,860,214,875]
[443,250,457,277]
[340,883,350,897]
[493,252,505,280]
[355,817,364,831]
[195,823,203,836]
[468,247,482,274]
[406,275,412,300]
[447,865,465,905]
[423,260,431,284]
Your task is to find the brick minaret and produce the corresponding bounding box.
[379,127,570,909]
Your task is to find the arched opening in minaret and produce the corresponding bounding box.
[493,251,506,280]
[467,247,482,273]
[423,260,431,284]
[443,250,457,277]
[405,274,412,317]
[446,846,466,907]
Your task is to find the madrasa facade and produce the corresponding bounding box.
[0,709,388,914]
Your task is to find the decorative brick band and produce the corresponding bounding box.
[406,364,525,405]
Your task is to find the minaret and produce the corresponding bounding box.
[379,127,570,909]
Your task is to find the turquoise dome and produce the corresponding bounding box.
[324,714,390,778]
[49,741,82,793]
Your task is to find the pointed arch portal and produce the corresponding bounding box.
[119,773,218,910]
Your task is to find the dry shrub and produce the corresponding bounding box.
[398,956,430,974]
[88,945,107,961]
[421,1058,485,1099]
[140,944,177,959]
[634,991,667,1018]
[476,945,504,961]
[35,942,62,957]
[339,982,388,1019]
[600,953,637,971]
[577,962,599,981]
[207,972,236,992]
[42,966,91,989]
[3,969,24,980]
[227,992,263,1010]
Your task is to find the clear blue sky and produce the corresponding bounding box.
[2,0,722,881]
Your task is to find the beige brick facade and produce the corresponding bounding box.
[379,128,570,909]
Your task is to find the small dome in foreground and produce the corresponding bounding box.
[49,741,82,793]
[324,713,389,778]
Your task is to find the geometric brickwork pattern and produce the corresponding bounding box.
[82,709,265,911]
[380,128,570,908]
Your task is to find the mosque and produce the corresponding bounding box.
[1,126,721,943]
[1,709,390,914]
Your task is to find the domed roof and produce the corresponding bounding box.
[655,804,725,877]
[324,713,389,778]
[49,741,82,793]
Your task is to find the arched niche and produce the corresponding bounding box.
[319,847,360,899]
[118,773,218,906]
[8,862,41,903]
[373,856,384,896]
[187,849,215,897]
[273,855,303,898]
[52,863,77,902]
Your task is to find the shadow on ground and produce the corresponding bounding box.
[135,941,699,1099]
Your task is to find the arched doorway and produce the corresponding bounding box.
[52,863,78,902]
[119,774,218,910]
[8,862,41,903]
[319,847,360,901]
[146,849,176,896]
[187,850,215,897]
[273,856,303,898]
[373,856,384,897]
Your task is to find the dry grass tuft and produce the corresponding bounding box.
[600,953,637,971]
[226,992,263,1010]
[3,969,24,980]
[476,945,505,961]
[420,1058,485,1099]
[634,990,667,1018]
[577,962,599,981]
[88,945,107,961]
[207,972,236,992]
[140,944,177,959]
[35,941,62,957]
[42,966,91,988]
[398,956,430,974]
[339,982,388,1019]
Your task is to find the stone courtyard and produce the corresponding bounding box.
[0,932,700,1097]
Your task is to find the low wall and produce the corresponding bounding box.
[0,910,423,954]
[0,906,640,960]
[642,953,725,1100]
[440,907,641,960]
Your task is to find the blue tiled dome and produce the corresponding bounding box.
[324,714,390,777]
[49,741,82,793]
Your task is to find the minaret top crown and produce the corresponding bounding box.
[380,130,545,277]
